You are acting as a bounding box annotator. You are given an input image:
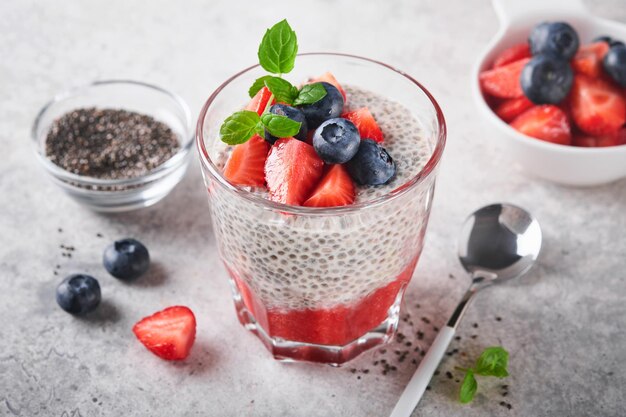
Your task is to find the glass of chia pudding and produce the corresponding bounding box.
[197,53,446,365]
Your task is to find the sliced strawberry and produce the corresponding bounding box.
[571,42,610,78]
[132,306,196,361]
[303,164,355,207]
[310,72,347,103]
[569,75,626,135]
[573,128,626,147]
[479,58,529,98]
[494,96,534,122]
[510,105,572,145]
[223,135,270,187]
[245,87,274,115]
[493,43,531,68]
[341,107,384,143]
[265,137,324,206]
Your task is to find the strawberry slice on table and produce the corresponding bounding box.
[494,96,534,122]
[265,137,324,206]
[132,306,196,361]
[510,105,572,145]
[223,134,270,187]
[303,164,355,207]
[310,72,347,103]
[571,42,610,78]
[479,58,530,98]
[569,75,626,135]
[493,43,532,68]
[245,86,274,115]
[341,107,384,143]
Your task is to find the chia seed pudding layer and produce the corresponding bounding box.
[207,85,435,310]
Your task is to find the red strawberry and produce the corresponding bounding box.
[265,138,324,206]
[245,87,274,115]
[569,75,626,135]
[303,164,355,207]
[341,107,384,143]
[573,128,626,147]
[132,306,196,361]
[479,58,530,98]
[310,72,347,103]
[223,135,270,187]
[494,96,534,122]
[510,105,572,145]
[493,43,532,68]
[571,42,610,78]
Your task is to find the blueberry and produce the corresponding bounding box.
[56,274,101,315]
[312,118,360,164]
[610,40,625,48]
[593,35,613,45]
[529,22,579,59]
[298,82,344,129]
[345,139,396,186]
[604,44,626,87]
[264,104,308,144]
[520,55,573,104]
[103,238,150,281]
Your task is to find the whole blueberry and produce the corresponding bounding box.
[103,238,150,281]
[264,104,308,144]
[312,118,360,164]
[529,22,580,59]
[298,82,344,129]
[603,44,626,86]
[56,274,101,315]
[345,139,396,186]
[521,54,573,104]
[610,40,625,48]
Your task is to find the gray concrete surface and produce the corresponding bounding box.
[1,0,625,416]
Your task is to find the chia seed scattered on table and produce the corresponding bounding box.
[45,108,180,179]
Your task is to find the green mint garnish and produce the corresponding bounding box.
[219,111,263,145]
[258,19,298,74]
[248,76,274,98]
[458,346,509,404]
[264,77,299,104]
[293,83,327,106]
[261,113,301,138]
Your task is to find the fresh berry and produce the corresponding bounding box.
[529,22,580,59]
[303,164,355,207]
[571,42,610,78]
[310,72,347,104]
[103,238,150,281]
[245,86,274,115]
[56,274,101,315]
[493,43,532,68]
[341,107,384,143]
[603,44,626,87]
[520,55,573,104]
[298,82,344,129]
[264,104,308,143]
[510,105,572,145]
[569,75,626,135]
[593,35,613,45]
[494,96,534,122]
[265,137,324,205]
[223,135,270,187]
[345,139,396,185]
[573,130,625,147]
[479,58,530,98]
[312,118,360,164]
[132,306,196,361]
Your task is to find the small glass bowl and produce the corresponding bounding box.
[32,80,193,212]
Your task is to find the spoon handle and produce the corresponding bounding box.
[389,326,455,417]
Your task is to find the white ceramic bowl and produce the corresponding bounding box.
[472,0,626,186]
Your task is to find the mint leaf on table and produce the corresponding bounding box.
[459,370,478,404]
[261,113,301,138]
[293,83,327,106]
[474,346,509,378]
[257,19,298,74]
[249,76,274,98]
[264,76,299,105]
[219,111,263,145]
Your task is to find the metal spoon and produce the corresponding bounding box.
[389,203,542,417]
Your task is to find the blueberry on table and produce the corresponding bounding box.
[345,139,396,186]
[103,238,150,281]
[312,118,360,164]
[603,44,626,87]
[520,55,573,104]
[264,104,308,144]
[56,274,101,315]
[529,22,580,59]
[298,82,344,129]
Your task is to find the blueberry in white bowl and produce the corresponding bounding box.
[521,54,573,104]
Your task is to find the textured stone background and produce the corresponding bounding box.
[1,0,625,416]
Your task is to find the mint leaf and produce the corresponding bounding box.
[220,110,263,145]
[249,76,274,98]
[258,19,298,74]
[264,77,298,105]
[474,347,509,378]
[261,113,301,138]
[459,370,478,403]
[293,83,327,106]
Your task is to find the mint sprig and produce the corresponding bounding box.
[264,77,299,104]
[458,346,509,404]
[219,111,264,145]
[293,83,327,106]
[258,19,298,74]
[261,113,301,138]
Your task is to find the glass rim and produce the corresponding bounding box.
[196,52,447,215]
